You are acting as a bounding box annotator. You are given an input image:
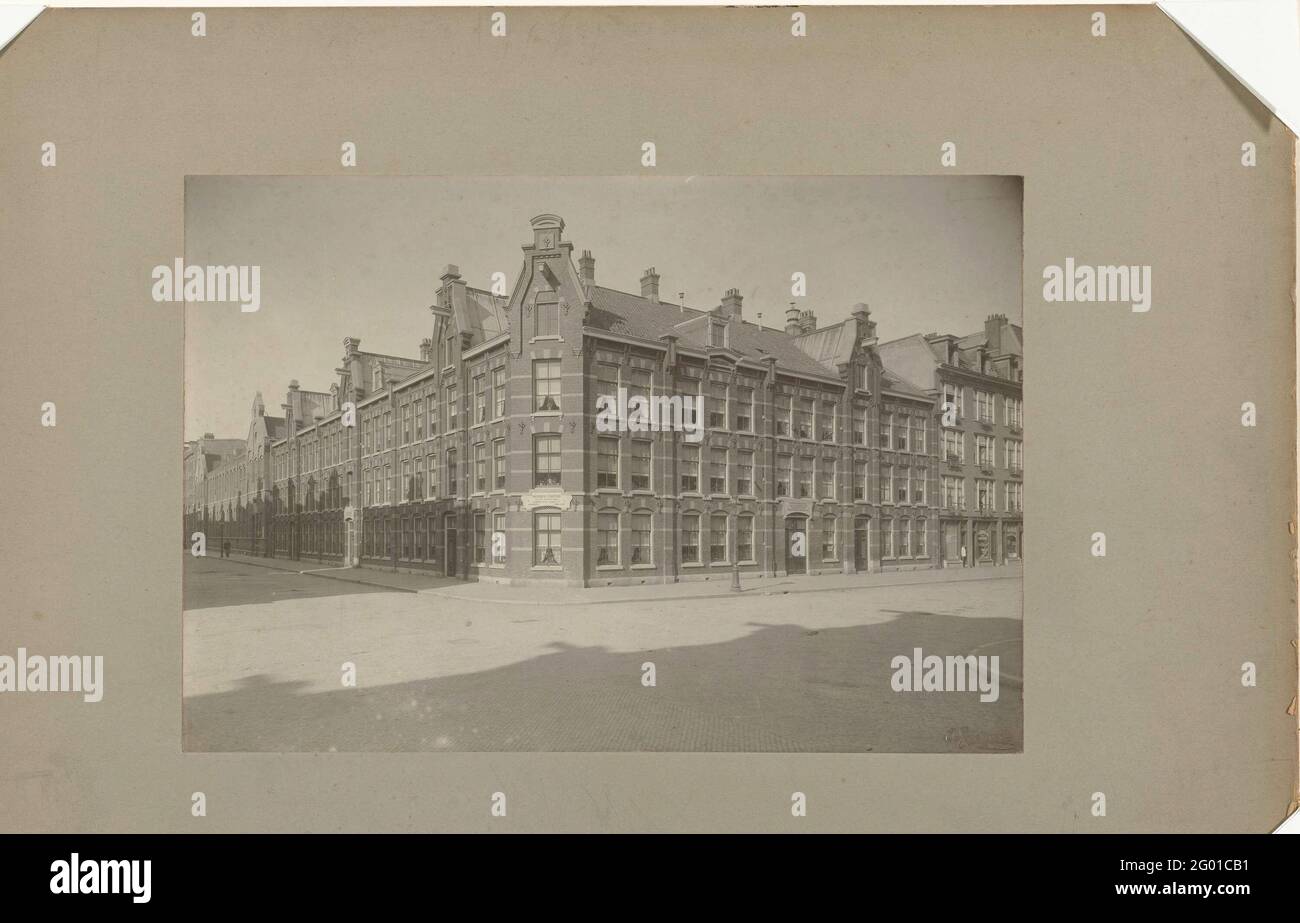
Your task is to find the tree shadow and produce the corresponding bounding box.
[183,610,1022,753]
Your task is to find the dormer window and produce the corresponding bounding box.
[709,318,727,348]
[372,367,383,392]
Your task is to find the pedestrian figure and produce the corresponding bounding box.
[222,539,230,558]
[960,544,967,567]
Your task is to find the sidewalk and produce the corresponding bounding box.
[205,551,1022,605]
[423,562,1024,607]
[209,552,454,593]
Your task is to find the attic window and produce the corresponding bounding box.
[709,318,727,348]
[372,367,383,392]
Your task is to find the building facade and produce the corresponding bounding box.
[185,214,1023,586]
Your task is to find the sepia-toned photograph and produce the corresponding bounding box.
[181,175,1025,752]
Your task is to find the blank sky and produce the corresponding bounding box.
[184,174,1022,439]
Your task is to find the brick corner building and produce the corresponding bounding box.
[185,214,1024,585]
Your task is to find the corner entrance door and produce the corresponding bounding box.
[444,514,458,578]
[785,516,807,575]
[853,516,870,572]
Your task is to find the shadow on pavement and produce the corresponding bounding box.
[183,610,1023,753]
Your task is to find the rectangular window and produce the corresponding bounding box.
[896,519,909,557]
[776,454,792,498]
[796,399,814,440]
[776,395,792,437]
[880,412,892,449]
[797,455,812,499]
[473,512,486,565]
[596,511,619,565]
[820,403,836,442]
[977,478,995,512]
[493,439,506,490]
[944,429,965,464]
[735,387,753,432]
[473,373,487,424]
[428,398,438,437]
[737,516,754,563]
[882,517,893,558]
[709,448,727,494]
[446,450,457,498]
[818,458,835,499]
[822,516,837,560]
[414,399,424,441]
[914,520,927,556]
[894,416,908,452]
[880,464,892,504]
[629,368,652,405]
[1005,439,1023,472]
[630,512,652,565]
[736,450,753,495]
[707,382,727,429]
[912,470,926,505]
[414,515,425,561]
[976,390,993,423]
[854,460,867,501]
[445,386,458,432]
[680,445,699,493]
[474,443,487,493]
[426,453,436,498]
[533,359,561,412]
[1006,481,1023,513]
[534,434,561,488]
[597,436,619,489]
[975,434,995,468]
[493,367,507,419]
[912,416,926,454]
[895,465,909,504]
[630,441,651,490]
[595,363,619,413]
[402,404,412,445]
[681,515,700,564]
[709,513,728,563]
[534,511,561,566]
[384,464,393,504]
[492,512,506,564]
[414,457,425,500]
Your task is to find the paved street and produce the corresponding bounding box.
[183,556,1022,753]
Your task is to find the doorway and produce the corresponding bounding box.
[853,516,870,572]
[784,515,807,575]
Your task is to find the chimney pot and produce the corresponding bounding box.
[579,249,596,284]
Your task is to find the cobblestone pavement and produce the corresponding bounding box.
[183,558,1022,753]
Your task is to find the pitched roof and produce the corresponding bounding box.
[586,286,842,380]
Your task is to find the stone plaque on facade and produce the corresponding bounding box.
[520,487,572,512]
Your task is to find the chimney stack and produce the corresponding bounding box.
[579,250,596,285]
[799,309,817,334]
[640,267,660,303]
[420,338,433,362]
[984,313,1007,356]
[852,303,877,342]
[720,288,743,320]
[784,302,802,335]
